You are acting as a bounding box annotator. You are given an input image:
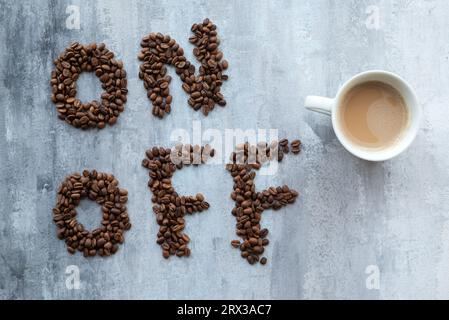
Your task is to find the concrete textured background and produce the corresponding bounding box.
[1,0,449,300]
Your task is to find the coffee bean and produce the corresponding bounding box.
[142,144,215,258]
[97,238,106,248]
[138,19,228,118]
[291,139,302,154]
[196,193,204,201]
[260,228,269,238]
[249,238,258,246]
[53,170,131,257]
[279,138,288,147]
[231,240,241,248]
[277,150,284,162]
[226,140,301,265]
[51,43,128,129]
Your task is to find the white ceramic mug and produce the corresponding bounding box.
[305,70,421,161]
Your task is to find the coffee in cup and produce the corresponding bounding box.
[304,70,421,161]
[338,81,409,150]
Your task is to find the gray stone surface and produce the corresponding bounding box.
[1,0,449,300]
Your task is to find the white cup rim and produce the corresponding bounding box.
[331,70,421,161]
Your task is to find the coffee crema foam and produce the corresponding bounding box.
[339,81,409,150]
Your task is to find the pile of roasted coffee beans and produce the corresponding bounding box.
[50,42,128,129]
[141,144,215,258]
[53,170,131,257]
[226,140,301,265]
[138,18,228,118]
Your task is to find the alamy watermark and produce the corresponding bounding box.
[65,265,80,290]
[365,264,380,290]
[66,5,80,30]
[365,5,381,30]
[169,121,281,175]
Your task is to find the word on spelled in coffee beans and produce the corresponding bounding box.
[142,144,216,258]
[50,42,128,129]
[227,139,302,265]
[138,18,228,118]
[53,170,131,257]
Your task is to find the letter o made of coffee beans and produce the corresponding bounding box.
[53,170,131,257]
[50,42,128,129]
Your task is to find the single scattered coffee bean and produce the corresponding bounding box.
[142,144,215,258]
[226,139,302,265]
[138,18,228,118]
[50,43,128,129]
[291,139,302,154]
[53,170,131,257]
[279,138,288,147]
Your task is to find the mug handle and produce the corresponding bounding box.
[304,96,334,116]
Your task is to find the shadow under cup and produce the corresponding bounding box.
[333,71,421,162]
